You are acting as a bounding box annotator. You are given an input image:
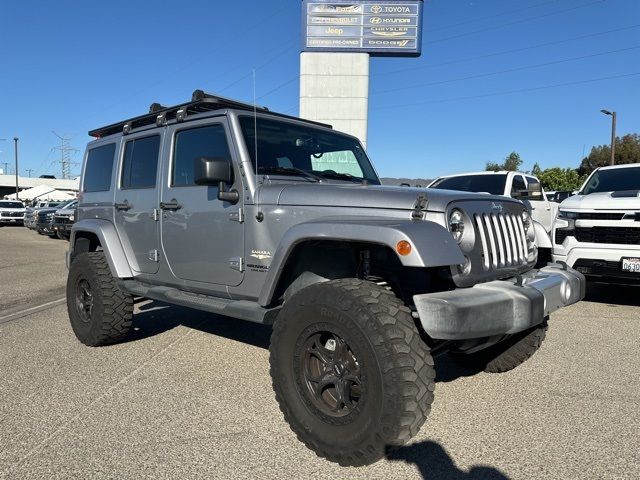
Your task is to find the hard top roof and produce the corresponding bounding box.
[89,89,332,139]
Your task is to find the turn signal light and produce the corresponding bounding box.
[396,240,412,256]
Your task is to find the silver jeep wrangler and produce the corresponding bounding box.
[66,90,585,466]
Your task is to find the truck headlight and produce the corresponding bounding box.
[449,209,465,243]
[558,210,579,220]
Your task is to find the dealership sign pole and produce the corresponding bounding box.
[300,0,424,148]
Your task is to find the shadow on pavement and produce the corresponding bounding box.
[584,282,640,307]
[387,440,510,479]
[434,355,482,383]
[127,301,271,349]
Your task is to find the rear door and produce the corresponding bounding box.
[160,118,244,286]
[113,132,163,274]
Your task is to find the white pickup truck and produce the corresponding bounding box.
[552,163,640,284]
[0,200,26,225]
[428,171,556,264]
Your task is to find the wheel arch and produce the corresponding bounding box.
[258,219,464,307]
[69,219,133,278]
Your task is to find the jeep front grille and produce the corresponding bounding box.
[474,213,528,270]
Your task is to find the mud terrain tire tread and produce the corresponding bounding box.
[454,322,548,373]
[67,251,134,346]
[269,278,435,467]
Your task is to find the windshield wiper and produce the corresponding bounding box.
[315,171,365,184]
[260,166,321,183]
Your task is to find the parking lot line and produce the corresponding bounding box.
[0,298,66,324]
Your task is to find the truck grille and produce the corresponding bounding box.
[1,211,23,217]
[575,226,640,245]
[474,213,529,271]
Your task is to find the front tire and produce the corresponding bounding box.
[66,251,134,346]
[269,278,435,467]
[451,321,548,373]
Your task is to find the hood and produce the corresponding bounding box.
[258,183,521,212]
[560,191,640,211]
[0,207,26,212]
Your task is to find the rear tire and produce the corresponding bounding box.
[451,321,548,373]
[66,251,133,346]
[270,278,435,467]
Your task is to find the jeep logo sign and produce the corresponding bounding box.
[302,0,424,57]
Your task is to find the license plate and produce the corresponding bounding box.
[621,257,640,273]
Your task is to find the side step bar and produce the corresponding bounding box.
[119,280,280,325]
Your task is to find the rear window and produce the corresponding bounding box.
[121,135,161,189]
[84,143,116,192]
[430,174,507,195]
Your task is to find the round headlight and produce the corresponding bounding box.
[449,209,465,243]
[521,210,531,228]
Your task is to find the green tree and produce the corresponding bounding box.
[536,167,584,192]
[579,133,640,175]
[485,151,523,172]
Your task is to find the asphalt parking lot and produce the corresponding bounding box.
[1,226,639,479]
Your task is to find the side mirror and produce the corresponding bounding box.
[194,157,239,204]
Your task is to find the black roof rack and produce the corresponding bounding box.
[89,89,332,138]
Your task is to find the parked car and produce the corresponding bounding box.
[0,200,26,226]
[552,163,640,284]
[428,171,556,265]
[36,200,73,236]
[51,200,78,240]
[25,201,65,230]
[66,90,584,466]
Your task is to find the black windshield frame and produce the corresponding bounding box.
[581,167,640,195]
[239,116,380,185]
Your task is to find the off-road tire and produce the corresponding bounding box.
[451,321,548,373]
[56,230,66,240]
[269,278,435,467]
[67,251,133,346]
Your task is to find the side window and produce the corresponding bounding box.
[511,175,526,195]
[84,143,116,192]
[121,135,161,189]
[173,124,231,186]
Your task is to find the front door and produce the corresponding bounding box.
[113,133,162,274]
[160,118,244,286]
[526,175,553,232]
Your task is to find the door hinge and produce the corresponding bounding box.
[148,249,160,262]
[151,208,160,221]
[229,256,244,272]
[229,208,244,223]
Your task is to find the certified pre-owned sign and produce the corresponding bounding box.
[302,0,424,57]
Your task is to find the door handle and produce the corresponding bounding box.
[160,199,182,211]
[115,200,132,211]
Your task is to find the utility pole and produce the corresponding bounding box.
[600,109,617,166]
[25,168,34,178]
[52,132,79,179]
[14,137,19,200]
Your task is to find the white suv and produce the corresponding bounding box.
[0,200,26,225]
[552,164,640,283]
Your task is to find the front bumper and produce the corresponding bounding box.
[413,264,585,340]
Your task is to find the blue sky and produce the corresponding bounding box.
[0,0,638,179]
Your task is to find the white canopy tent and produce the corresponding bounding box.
[3,184,75,202]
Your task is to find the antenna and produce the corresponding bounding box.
[253,69,263,222]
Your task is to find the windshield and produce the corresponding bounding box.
[239,116,380,184]
[429,174,507,195]
[0,201,24,209]
[581,167,640,194]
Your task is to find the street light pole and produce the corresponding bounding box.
[600,109,616,166]
[14,137,19,200]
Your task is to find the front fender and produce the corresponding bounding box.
[70,219,133,278]
[258,217,465,306]
[534,220,552,249]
